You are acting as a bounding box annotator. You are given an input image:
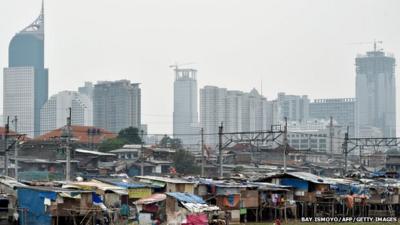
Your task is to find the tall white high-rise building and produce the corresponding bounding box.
[277,92,310,122]
[200,86,271,146]
[200,86,227,145]
[225,90,243,133]
[3,4,48,137]
[173,69,199,145]
[355,46,396,137]
[241,89,269,132]
[40,91,93,134]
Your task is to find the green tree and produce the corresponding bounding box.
[159,135,171,147]
[159,135,183,149]
[173,149,200,175]
[98,138,126,152]
[118,127,142,144]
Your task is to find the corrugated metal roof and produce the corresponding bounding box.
[166,192,206,204]
[285,172,332,184]
[134,193,166,205]
[0,176,27,189]
[111,182,149,189]
[94,178,153,189]
[248,182,291,191]
[75,149,116,156]
[136,176,194,184]
[65,180,125,192]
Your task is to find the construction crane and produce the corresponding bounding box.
[348,40,383,52]
[169,62,195,70]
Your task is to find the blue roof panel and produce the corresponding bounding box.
[167,192,205,204]
[111,182,149,189]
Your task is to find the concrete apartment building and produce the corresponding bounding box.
[277,92,310,122]
[93,80,141,134]
[200,86,271,147]
[310,98,356,135]
[40,91,93,134]
[287,119,345,154]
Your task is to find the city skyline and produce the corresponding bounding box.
[1,0,400,134]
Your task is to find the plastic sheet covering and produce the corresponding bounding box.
[182,214,208,225]
[134,193,166,205]
[17,188,53,225]
[223,194,240,208]
[92,192,103,204]
[166,192,205,204]
[181,202,219,213]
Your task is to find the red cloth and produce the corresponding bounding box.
[183,214,208,225]
[143,204,159,213]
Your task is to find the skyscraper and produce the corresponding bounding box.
[3,3,48,137]
[40,91,93,134]
[93,80,141,134]
[355,45,396,137]
[173,69,199,145]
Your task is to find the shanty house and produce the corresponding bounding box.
[17,186,94,225]
[166,192,219,225]
[136,176,195,194]
[134,193,167,225]
[63,180,128,209]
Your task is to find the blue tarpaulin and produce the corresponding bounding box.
[92,192,103,205]
[166,192,206,204]
[17,187,53,225]
[280,178,309,191]
[111,182,148,189]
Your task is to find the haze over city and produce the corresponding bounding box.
[1,0,400,134]
[2,1,400,224]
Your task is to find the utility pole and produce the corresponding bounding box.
[329,116,334,159]
[13,116,18,180]
[343,126,349,175]
[140,130,144,176]
[201,128,204,177]
[359,145,363,170]
[3,117,9,176]
[65,108,72,182]
[218,123,223,178]
[283,117,288,173]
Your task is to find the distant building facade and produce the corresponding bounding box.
[78,81,94,99]
[40,91,93,134]
[200,86,271,146]
[200,86,226,145]
[355,48,396,137]
[277,92,309,122]
[93,80,141,133]
[173,69,199,145]
[287,119,345,154]
[309,98,355,135]
[3,5,48,137]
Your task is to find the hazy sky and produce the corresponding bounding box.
[1,0,400,134]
